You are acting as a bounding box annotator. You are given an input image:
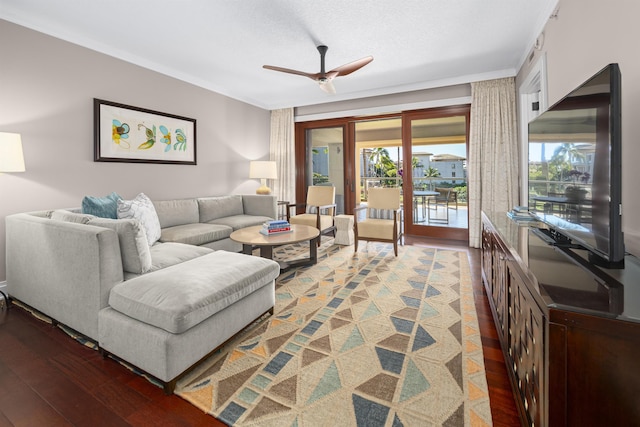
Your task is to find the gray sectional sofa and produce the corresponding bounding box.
[5,194,280,393]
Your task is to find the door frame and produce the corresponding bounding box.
[294,119,355,214]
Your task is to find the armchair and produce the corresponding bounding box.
[354,187,403,256]
[287,186,337,246]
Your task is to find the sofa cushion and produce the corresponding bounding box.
[152,198,199,229]
[159,223,232,246]
[242,195,277,219]
[289,213,334,231]
[51,210,95,224]
[208,214,273,231]
[117,193,162,246]
[109,251,280,334]
[88,217,152,274]
[198,196,244,223]
[81,192,121,219]
[148,242,213,271]
[123,242,214,280]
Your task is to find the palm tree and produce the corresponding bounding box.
[412,156,424,169]
[424,166,441,190]
[368,147,392,177]
[551,143,585,165]
[424,166,440,177]
[550,143,584,182]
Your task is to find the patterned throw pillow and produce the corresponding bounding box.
[117,193,162,246]
[81,192,122,219]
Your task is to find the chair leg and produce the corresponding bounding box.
[394,240,398,257]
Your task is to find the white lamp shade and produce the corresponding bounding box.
[0,132,26,172]
[249,161,277,180]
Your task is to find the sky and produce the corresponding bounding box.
[528,143,564,162]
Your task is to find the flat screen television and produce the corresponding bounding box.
[528,63,624,268]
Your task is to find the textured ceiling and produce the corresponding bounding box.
[0,0,558,110]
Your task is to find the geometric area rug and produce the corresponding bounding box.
[176,241,493,427]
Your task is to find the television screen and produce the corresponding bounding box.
[528,64,624,266]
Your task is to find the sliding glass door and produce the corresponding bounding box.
[295,105,470,241]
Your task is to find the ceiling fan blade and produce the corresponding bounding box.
[264,46,371,95]
[262,65,318,80]
[329,56,374,77]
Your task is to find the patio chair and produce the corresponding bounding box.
[427,188,452,224]
[434,187,458,210]
[354,187,403,256]
[287,186,337,246]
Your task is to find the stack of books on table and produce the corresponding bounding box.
[259,219,292,235]
[506,206,537,223]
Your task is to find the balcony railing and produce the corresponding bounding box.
[360,176,468,203]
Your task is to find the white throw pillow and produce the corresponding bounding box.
[117,193,162,246]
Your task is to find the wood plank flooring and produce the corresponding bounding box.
[0,238,520,426]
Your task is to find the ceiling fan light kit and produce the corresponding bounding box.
[263,45,373,94]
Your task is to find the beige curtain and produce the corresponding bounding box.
[468,78,519,247]
[269,108,295,204]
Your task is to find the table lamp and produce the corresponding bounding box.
[249,161,277,195]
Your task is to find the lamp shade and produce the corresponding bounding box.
[249,160,277,195]
[0,132,26,172]
[249,161,277,180]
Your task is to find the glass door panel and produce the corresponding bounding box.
[306,127,345,214]
[404,113,469,239]
[355,118,402,207]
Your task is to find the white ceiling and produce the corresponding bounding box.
[1,0,558,110]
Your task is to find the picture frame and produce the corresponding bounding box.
[94,98,197,165]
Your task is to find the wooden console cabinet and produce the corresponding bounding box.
[481,212,640,426]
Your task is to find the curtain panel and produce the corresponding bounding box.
[269,108,295,204]
[468,78,519,247]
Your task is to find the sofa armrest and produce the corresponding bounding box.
[6,213,124,340]
[242,195,277,219]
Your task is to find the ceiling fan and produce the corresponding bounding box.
[263,45,373,94]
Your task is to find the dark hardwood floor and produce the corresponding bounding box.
[0,237,520,426]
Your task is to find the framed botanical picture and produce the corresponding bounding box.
[94,98,197,165]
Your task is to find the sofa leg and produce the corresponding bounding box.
[163,379,177,395]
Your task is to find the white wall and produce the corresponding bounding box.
[516,0,640,256]
[0,20,271,280]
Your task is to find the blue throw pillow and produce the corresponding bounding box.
[81,192,122,219]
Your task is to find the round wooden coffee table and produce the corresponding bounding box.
[230,224,320,271]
